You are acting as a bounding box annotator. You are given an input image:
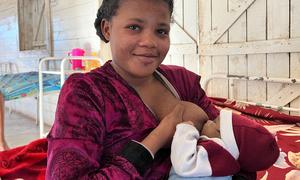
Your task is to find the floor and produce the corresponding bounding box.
[4,108,51,149]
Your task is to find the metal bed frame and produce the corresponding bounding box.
[0,62,20,115]
[202,74,300,113]
[38,56,102,138]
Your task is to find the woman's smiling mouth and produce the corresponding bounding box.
[133,53,158,65]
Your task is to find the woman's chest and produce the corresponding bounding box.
[138,81,180,121]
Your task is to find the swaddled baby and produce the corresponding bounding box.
[170,101,280,180]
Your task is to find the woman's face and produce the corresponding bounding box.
[102,0,171,81]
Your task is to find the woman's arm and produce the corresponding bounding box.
[46,75,184,179]
[142,104,184,154]
[46,79,144,179]
[47,75,153,179]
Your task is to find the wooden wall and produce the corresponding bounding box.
[167,0,300,115]
[0,0,299,125]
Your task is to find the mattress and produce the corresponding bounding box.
[0,71,60,101]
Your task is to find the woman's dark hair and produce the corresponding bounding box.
[94,0,174,43]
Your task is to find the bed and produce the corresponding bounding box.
[0,72,299,180]
[0,71,60,101]
[204,74,300,180]
[0,56,102,151]
[0,56,102,102]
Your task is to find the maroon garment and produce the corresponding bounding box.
[46,61,219,179]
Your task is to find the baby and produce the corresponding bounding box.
[170,102,280,180]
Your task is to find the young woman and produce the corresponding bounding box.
[46,0,278,179]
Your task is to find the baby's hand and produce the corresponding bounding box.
[201,120,220,138]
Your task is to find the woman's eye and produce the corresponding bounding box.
[157,29,169,35]
[128,25,140,31]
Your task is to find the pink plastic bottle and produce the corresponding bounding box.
[69,48,85,70]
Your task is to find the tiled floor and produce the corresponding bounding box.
[4,108,51,149]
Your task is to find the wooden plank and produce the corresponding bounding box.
[290,0,300,115]
[184,54,199,74]
[228,1,247,101]
[267,0,290,114]
[18,0,25,50]
[202,0,256,44]
[199,38,300,56]
[173,0,183,27]
[169,44,197,55]
[211,54,229,98]
[170,54,184,66]
[170,22,196,44]
[199,0,213,95]
[33,1,46,48]
[199,0,211,44]
[45,0,53,56]
[247,0,266,103]
[183,0,198,43]
[169,20,197,55]
[199,56,212,95]
[211,0,228,98]
[182,0,200,75]
[265,85,300,106]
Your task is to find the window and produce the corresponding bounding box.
[18,0,51,51]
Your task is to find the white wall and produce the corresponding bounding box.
[0,0,101,125]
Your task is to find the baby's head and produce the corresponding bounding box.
[94,0,174,43]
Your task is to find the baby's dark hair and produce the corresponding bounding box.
[94,0,174,43]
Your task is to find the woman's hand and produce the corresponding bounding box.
[180,101,209,132]
[141,104,184,155]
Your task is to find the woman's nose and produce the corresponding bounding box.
[138,31,157,48]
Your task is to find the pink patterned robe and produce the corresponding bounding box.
[46,61,219,179]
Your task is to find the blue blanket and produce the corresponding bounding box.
[0,72,61,101]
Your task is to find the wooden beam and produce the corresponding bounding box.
[34,2,45,41]
[169,43,197,55]
[199,38,300,56]
[170,21,197,44]
[265,85,300,107]
[201,0,256,44]
[45,0,53,56]
[169,22,198,55]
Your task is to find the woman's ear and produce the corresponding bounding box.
[101,19,111,42]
